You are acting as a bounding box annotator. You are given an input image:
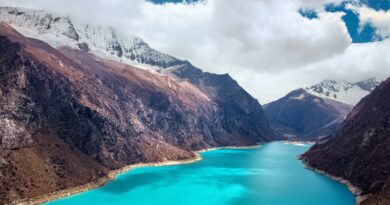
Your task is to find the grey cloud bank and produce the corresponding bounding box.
[2,0,389,103]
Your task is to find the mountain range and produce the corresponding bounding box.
[0,7,181,69]
[0,7,275,204]
[1,6,389,205]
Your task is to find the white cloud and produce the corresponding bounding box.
[134,0,351,73]
[230,39,390,103]
[298,0,345,9]
[0,0,389,103]
[347,4,390,38]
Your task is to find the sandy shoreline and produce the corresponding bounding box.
[301,160,368,205]
[10,145,261,205]
[283,140,315,146]
[197,144,261,153]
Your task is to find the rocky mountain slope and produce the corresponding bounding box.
[264,89,353,140]
[305,78,381,105]
[0,6,274,140]
[302,77,390,205]
[0,19,274,205]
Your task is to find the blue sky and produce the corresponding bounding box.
[361,0,390,10]
[151,0,390,43]
[323,1,388,43]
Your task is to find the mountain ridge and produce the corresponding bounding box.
[264,88,353,140]
[0,7,183,70]
[305,78,382,105]
[0,12,275,204]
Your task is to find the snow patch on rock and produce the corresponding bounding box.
[305,78,382,105]
[0,7,182,70]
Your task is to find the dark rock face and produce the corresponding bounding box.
[302,77,390,204]
[169,63,276,142]
[264,89,353,140]
[77,42,89,52]
[0,26,108,203]
[0,23,274,204]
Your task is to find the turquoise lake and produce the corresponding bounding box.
[45,142,356,205]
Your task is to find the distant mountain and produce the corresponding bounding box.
[0,7,275,204]
[264,89,353,140]
[302,77,390,205]
[305,78,381,105]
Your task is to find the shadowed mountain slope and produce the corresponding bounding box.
[0,23,274,204]
[264,89,352,140]
[302,77,390,205]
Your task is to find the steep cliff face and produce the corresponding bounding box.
[302,77,390,204]
[0,23,274,204]
[167,63,276,142]
[0,24,110,203]
[264,89,352,140]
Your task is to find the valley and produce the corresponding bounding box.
[1,4,389,205]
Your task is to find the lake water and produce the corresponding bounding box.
[45,142,356,205]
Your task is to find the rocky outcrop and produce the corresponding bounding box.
[302,77,390,205]
[264,88,352,140]
[0,23,274,204]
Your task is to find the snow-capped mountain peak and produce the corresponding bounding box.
[305,78,381,105]
[0,7,182,70]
